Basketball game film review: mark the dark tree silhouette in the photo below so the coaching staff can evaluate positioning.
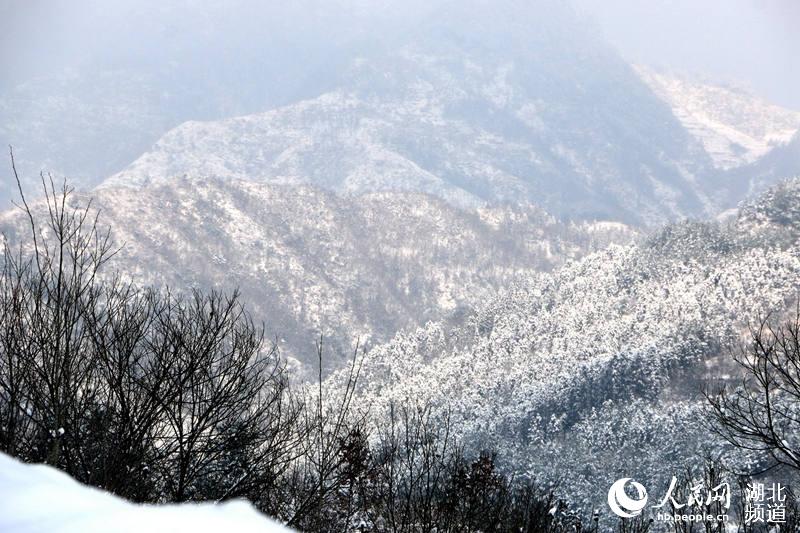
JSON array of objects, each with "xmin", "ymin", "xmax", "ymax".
[
  {"xmin": 705, "ymin": 308, "xmax": 800, "ymax": 472},
  {"xmin": 0, "ymin": 150, "xmax": 302, "ymax": 504}
]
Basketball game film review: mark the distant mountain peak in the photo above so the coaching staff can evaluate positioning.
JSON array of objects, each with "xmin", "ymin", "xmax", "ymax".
[{"xmin": 636, "ymin": 65, "xmax": 800, "ymax": 170}]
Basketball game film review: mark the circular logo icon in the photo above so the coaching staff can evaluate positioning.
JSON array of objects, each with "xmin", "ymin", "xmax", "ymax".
[{"xmin": 608, "ymin": 478, "xmax": 648, "ymax": 518}]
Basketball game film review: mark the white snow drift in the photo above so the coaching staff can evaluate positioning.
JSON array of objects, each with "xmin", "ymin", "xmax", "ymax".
[{"xmin": 0, "ymin": 452, "xmax": 292, "ymax": 533}]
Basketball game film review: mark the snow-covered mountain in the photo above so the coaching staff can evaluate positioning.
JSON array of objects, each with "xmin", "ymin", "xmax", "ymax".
[
  {"xmin": 0, "ymin": 177, "xmax": 635, "ymax": 372},
  {"xmin": 99, "ymin": 1, "xmax": 720, "ymax": 226},
  {"xmin": 329, "ymin": 178, "xmax": 800, "ymax": 509},
  {"xmin": 636, "ymin": 65, "xmax": 800, "ymax": 170}
]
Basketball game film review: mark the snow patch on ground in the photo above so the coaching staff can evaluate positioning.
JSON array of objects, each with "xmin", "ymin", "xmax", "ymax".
[{"xmin": 0, "ymin": 452, "xmax": 292, "ymax": 533}]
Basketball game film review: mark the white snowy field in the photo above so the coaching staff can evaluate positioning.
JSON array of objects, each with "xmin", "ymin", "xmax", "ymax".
[{"xmin": 0, "ymin": 453, "xmax": 292, "ymax": 533}]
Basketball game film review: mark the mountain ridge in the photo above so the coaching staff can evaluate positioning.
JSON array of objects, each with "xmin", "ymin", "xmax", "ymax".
[{"xmin": 0, "ymin": 176, "xmax": 637, "ymax": 373}]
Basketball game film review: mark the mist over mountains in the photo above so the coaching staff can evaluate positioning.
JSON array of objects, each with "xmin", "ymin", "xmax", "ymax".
[
  {"xmin": 4, "ymin": 1, "xmax": 798, "ymax": 223},
  {"xmin": 0, "ymin": 0, "xmax": 415, "ymax": 201},
  {"xmin": 102, "ymin": 1, "xmax": 719, "ymax": 225}
]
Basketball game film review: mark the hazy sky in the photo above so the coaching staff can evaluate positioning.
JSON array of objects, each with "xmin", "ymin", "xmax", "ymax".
[
  {"xmin": 2, "ymin": 0, "xmax": 797, "ymax": 109},
  {"xmin": 573, "ymin": 0, "xmax": 800, "ymax": 110},
  {"xmin": 0, "ymin": 0, "xmax": 800, "ymax": 110}
]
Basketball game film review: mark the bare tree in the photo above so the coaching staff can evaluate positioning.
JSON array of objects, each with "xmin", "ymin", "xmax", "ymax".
[
  {"xmin": 0, "ymin": 151, "xmax": 304, "ymax": 505},
  {"xmin": 705, "ymin": 308, "xmax": 800, "ymax": 473},
  {"xmin": 0, "ymin": 149, "xmax": 118, "ymax": 470},
  {"xmin": 283, "ymin": 337, "xmax": 367, "ymax": 530}
]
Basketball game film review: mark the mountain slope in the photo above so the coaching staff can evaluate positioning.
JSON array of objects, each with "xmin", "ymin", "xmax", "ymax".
[
  {"xmin": 716, "ymin": 132, "xmax": 800, "ymax": 206},
  {"xmin": 0, "ymin": 177, "xmax": 635, "ymax": 372},
  {"xmin": 332, "ymin": 179, "xmax": 800, "ymax": 508},
  {"xmin": 637, "ymin": 66, "xmax": 800, "ymax": 170}
]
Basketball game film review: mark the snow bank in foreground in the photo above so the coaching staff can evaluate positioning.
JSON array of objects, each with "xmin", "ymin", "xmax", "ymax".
[{"xmin": 0, "ymin": 452, "xmax": 292, "ymax": 533}]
